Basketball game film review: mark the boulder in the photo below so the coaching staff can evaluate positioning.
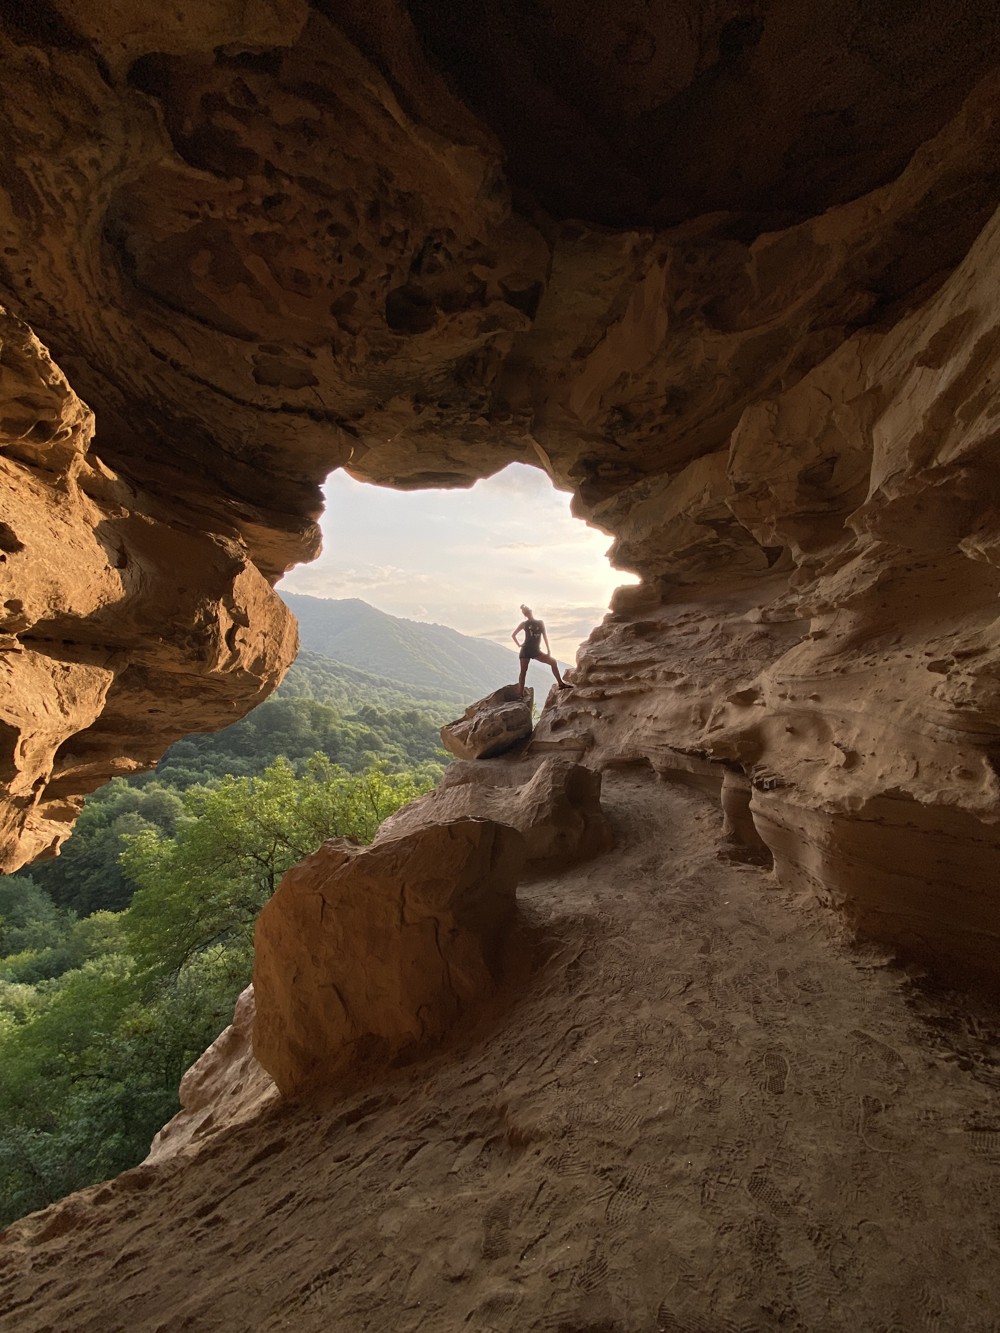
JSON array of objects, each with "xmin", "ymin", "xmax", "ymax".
[
  {"xmin": 252, "ymin": 818, "xmax": 526, "ymax": 1096},
  {"xmin": 145, "ymin": 986, "xmax": 277, "ymax": 1164},
  {"xmin": 440, "ymin": 685, "xmax": 534, "ymax": 760},
  {"xmin": 377, "ymin": 756, "xmax": 613, "ymax": 873}
]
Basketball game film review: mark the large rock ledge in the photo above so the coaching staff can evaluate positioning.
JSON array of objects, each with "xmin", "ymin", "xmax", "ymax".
[{"xmin": 378, "ymin": 754, "xmax": 614, "ymax": 875}]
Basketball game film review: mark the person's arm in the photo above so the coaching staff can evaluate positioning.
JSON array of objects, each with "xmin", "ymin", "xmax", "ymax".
[
  {"xmin": 542, "ymin": 624, "xmax": 551, "ymax": 655},
  {"xmin": 512, "ymin": 621, "xmax": 525, "ymax": 645}
]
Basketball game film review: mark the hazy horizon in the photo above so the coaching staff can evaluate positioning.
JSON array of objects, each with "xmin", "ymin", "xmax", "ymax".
[{"xmin": 278, "ymin": 464, "xmax": 638, "ymax": 662}]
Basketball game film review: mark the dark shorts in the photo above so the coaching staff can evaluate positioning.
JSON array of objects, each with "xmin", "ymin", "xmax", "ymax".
[{"xmin": 520, "ymin": 644, "xmax": 541, "ymax": 661}]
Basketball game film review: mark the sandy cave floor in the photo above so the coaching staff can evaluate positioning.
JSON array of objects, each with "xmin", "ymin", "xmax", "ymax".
[{"xmin": 2, "ymin": 769, "xmax": 1000, "ymax": 1333}]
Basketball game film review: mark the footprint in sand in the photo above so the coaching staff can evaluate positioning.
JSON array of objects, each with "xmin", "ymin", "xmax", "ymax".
[
  {"xmin": 746, "ymin": 1169, "xmax": 793, "ymax": 1217},
  {"xmin": 762, "ymin": 1050, "xmax": 789, "ymax": 1095},
  {"xmin": 850, "ymin": 1029, "xmax": 908, "ymax": 1081},
  {"xmin": 481, "ymin": 1198, "xmax": 511, "ymax": 1261},
  {"xmin": 604, "ymin": 1164, "xmax": 658, "ymax": 1226},
  {"xmin": 656, "ymin": 1302, "xmax": 749, "ymax": 1333},
  {"xmin": 967, "ymin": 1128, "xmax": 1000, "ymax": 1156}
]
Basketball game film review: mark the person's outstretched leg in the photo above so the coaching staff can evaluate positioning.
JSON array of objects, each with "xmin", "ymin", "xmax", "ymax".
[{"xmin": 537, "ymin": 652, "xmax": 570, "ymax": 689}]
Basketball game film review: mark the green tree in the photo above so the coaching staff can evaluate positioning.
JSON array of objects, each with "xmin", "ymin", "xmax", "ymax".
[
  {"xmin": 3, "ymin": 782, "xmax": 186, "ymax": 917},
  {"xmin": 120, "ymin": 757, "xmax": 431, "ymax": 976},
  {"xmin": 0, "ymin": 758, "xmax": 433, "ymax": 1225}
]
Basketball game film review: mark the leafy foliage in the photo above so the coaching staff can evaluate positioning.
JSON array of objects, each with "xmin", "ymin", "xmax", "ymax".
[
  {"xmin": 8, "ymin": 782, "xmax": 186, "ymax": 917},
  {"xmin": 120, "ymin": 759, "xmax": 431, "ymax": 977},
  {"xmin": 0, "ymin": 635, "xmax": 463, "ymax": 1224},
  {"xmin": 0, "ymin": 759, "xmax": 433, "ymax": 1227},
  {"xmin": 6, "ymin": 661, "xmax": 450, "ymax": 917},
  {"xmin": 128, "ymin": 649, "xmax": 456, "ymax": 792}
]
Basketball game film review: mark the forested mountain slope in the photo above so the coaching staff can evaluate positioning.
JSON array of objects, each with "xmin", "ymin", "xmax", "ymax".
[
  {"xmin": 280, "ymin": 594, "xmax": 521, "ymax": 698},
  {"xmin": 277, "ymin": 648, "xmax": 469, "ymax": 713}
]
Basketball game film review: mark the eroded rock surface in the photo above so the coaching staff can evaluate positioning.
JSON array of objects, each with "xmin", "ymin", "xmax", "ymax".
[
  {"xmin": 0, "ymin": 309, "xmax": 295, "ymax": 871},
  {"xmin": 1, "ymin": 3, "xmax": 1000, "ymax": 983},
  {"xmin": 5, "ymin": 771, "xmax": 1000, "ymax": 1333},
  {"xmin": 145, "ymin": 986, "xmax": 277, "ymax": 1164},
  {"xmin": 533, "ymin": 200, "xmax": 1000, "ymax": 986},
  {"xmin": 252, "ymin": 818, "xmax": 526, "ymax": 1095},
  {"xmin": 440, "ymin": 685, "xmax": 535, "ymax": 760},
  {"xmin": 378, "ymin": 754, "xmax": 613, "ymax": 873}
]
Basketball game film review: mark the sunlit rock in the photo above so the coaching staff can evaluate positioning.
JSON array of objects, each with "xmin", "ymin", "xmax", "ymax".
[
  {"xmin": 440, "ymin": 686, "xmax": 535, "ymax": 760},
  {"xmin": 145, "ymin": 986, "xmax": 277, "ymax": 1164},
  {"xmin": 534, "ymin": 198, "xmax": 1000, "ymax": 988},
  {"xmin": 0, "ymin": 309, "xmax": 296, "ymax": 872},
  {"xmin": 1, "ymin": 1, "xmax": 1000, "ymax": 982},
  {"xmin": 378, "ymin": 755, "xmax": 613, "ymax": 873},
  {"xmin": 253, "ymin": 819, "xmax": 526, "ymax": 1095}
]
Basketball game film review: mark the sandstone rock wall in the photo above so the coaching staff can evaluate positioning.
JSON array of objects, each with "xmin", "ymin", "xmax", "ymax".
[
  {"xmin": 0, "ymin": 308, "xmax": 295, "ymax": 870},
  {"xmin": 1, "ymin": 4, "xmax": 1000, "ymax": 983},
  {"xmin": 534, "ymin": 197, "xmax": 1000, "ymax": 985}
]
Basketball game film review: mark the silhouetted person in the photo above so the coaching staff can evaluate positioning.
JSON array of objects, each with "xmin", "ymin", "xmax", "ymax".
[{"xmin": 512, "ymin": 604, "xmax": 569, "ymax": 698}]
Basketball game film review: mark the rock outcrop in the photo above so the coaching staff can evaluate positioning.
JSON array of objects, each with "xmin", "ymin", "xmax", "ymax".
[
  {"xmin": 145, "ymin": 986, "xmax": 277, "ymax": 1164},
  {"xmin": 252, "ymin": 818, "xmax": 525, "ymax": 1095},
  {"xmin": 0, "ymin": 309, "xmax": 295, "ymax": 872},
  {"xmin": 1, "ymin": 2, "xmax": 1000, "ymax": 986},
  {"xmin": 532, "ymin": 198, "xmax": 1000, "ymax": 987},
  {"xmin": 440, "ymin": 686, "xmax": 534, "ymax": 760},
  {"xmin": 378, "ymin": 755, "xmax": 613, "ymax": 873}
]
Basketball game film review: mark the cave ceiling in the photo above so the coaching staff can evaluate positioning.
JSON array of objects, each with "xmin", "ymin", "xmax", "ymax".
[{"xmin": 1, "ymin": 0, "xmax": 998, "ymax": 569}]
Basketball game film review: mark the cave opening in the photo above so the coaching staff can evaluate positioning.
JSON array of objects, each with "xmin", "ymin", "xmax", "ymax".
[{"xmin": 278, "ymin": 461, "xmax": 639, "ymax": 668}]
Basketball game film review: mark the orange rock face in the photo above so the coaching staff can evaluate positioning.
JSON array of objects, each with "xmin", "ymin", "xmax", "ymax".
[
  {"xmin": 440, "ymin": 686, "xmax": 535, "ymax": 760},
  {"xmin": 1, "ymin": 4, "xmax": 1000, "ymax": 984},
  {"xmin": 145, "ymin": 986, "xmax": 277, "ymax": 1164},
  {"xmin": 0, "ymin": 309, "xmax": 296, "ymax": 871},
  {"xmin": 252, "ymin": 819, "xmax": 525, "ymax": 1095},
  {"xmin": 533, "ymin": 200, "xmax": 1000, "ymax": 987}
]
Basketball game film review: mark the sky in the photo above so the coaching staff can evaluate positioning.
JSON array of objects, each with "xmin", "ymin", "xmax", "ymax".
[{"xmin": 278, "ymin": 464, "xmax": 639, "ymax": 663}]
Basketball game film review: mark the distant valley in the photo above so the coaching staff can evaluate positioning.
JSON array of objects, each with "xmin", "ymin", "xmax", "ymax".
[{"xmin": 280, "ymin": 593, "xmax": 524, "ymax": 702}]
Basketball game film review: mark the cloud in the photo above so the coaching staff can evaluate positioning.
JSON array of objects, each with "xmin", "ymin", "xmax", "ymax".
[
  {"xmin": 277, "ymin": 462, "xmax": 640, "ymax": 659},
  {"xmin": 282, "ymin": 563, "xmax": 431, "ymax": 596},
  {"xmin": 343, "ymin": 565, "xmax": 431, "ymax": 589}
]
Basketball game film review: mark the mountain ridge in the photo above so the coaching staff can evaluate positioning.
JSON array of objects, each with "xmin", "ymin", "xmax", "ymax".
[{"xmin": 279, "ymin": 592, "xmax": 524, "ymax": 701}]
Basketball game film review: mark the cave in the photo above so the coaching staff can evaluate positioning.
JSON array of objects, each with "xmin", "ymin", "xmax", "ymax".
[{"xmin": 2, "ymin": 1, "xmax": 1000, "ymax": 1327}]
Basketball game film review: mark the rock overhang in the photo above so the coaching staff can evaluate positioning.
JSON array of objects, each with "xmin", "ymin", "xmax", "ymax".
[{"xmin": 0, "ymin": 2, "xmax": 999, "ymax": 984}]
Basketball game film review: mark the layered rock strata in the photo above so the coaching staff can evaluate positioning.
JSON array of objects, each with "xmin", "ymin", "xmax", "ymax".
[
  {"xmin": 0, "ymin": 4, "xmax": 999, "ymax": 983},
  {"xmin": 252, "ymin": 818, "xmax": 526, "ymax": 1095},
  {"xmin": 534, "ymin": 201, "xmax": 1000, "ymax": 986},
  {"xmin": 0, "ymin": 308, "xmax": 295, "ymax": 871}
]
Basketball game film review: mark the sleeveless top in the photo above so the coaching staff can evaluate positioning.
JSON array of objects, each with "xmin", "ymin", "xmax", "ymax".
[{"xmin": 522, "ymin": 619, "xmax": 543, "ymax": 652}]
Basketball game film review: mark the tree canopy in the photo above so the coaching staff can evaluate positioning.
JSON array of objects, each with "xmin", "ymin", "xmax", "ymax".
[{"xmin": 0, "ymin": 758, "xmax": 434, "ymax": 1226}]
